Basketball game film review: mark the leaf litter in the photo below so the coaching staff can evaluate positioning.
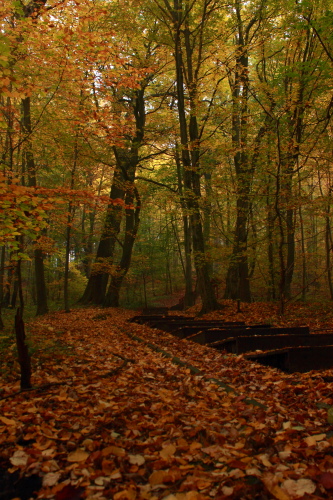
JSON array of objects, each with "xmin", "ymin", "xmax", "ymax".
[{"xmin": 1, "ymin": 303, "xmax": 333, "ymax": 499}]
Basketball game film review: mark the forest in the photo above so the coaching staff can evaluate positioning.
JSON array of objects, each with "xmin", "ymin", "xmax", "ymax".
[
  {"xmin": 1, "ymin": 0, "xmax": 333, "ymax": 319},
  {"xmin": 4, "ymin": 2, "xmax": 333, "ymax": 497}
]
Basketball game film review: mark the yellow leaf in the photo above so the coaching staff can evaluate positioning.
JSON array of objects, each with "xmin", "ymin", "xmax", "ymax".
[
  {"xmin": 67, "ymin": 449, "xmax": 89, "ymax": 462},
  {"xmin": 312, "ymin": 433, "xmax": 326, "ymax": 441},
  {"xmin": 262, "ymin": 474, "xmax": 291, "ymax": 500},
  {"xmin": 304, "ymin": 436, "xmax": 317, "ymax": 446},
  {"xmin": 266, "ymin": 485, "xmax": 290, "ymax": 500},
  {"xmin": 114, "ymin": 489, "xmax": 136, "ymax": 500},
  {"xmin": 258, "ymin": 454, "xmax": 273, "ymax": 467}
]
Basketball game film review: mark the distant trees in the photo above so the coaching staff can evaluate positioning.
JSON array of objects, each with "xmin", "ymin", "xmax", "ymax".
[{"xmin": 1, "ymin": 0, "xmax": 333, "ymax": 314}]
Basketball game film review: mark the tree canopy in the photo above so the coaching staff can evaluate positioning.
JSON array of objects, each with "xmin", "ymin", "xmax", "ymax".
[{"xmin": 1, "ymin": 0, "xmax": 333, "ymax": 316}]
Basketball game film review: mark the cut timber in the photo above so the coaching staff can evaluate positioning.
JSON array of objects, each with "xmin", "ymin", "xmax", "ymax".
[
  {"xmin": 152, "ymin": 320, "xmax": 245, "ymax": 334},
  {"xmin": 173, "ymin": 322, "xmax": 249, "ymax": 338},
  {"xmin": 129, "ymin": 314, "xmax": 191, "ymax": 324},
  {"xmin": 245, "ymin": 345, "xmax": 333, "ymax": 373},
  {"xmin": 188, "ymin": 326, "xmax": 310, "ymax": 344},
  {"xmin": 211, "ymin": 333, "xmax": 333, "ymax": 354}
]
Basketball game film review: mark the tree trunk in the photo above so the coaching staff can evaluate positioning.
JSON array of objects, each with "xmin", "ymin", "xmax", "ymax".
[
  {"xmin": 172, "ymin": 5, "xmax": 219, "ymax": 314},
  {"xmin": 0, "ymin": 246, "xmax": 5, "ymax": 330},
  {"xmin": 224, "ymin": 3, "xmax": 252, "ymax": 302},
  {"xmin": 79, "ymin": 166, "xmax": 126, "ymax": 305},
  {"xmin": 104, "ymin": 185, "xmax": 141, "ymax": 307},
  {"xmin": 34, "ymin": 247, "xmax": 48, "ymax": 315},
  {"xmin": 21, "ymin": 96, "xmax": 49, "ymax": 315},
  {"xmin": 15, "ymin": 307, "xmax": 32, "ymax": 390},
  {"xmin": 175, "ymin": 145, "xmax": 195, "ymax": 308}
]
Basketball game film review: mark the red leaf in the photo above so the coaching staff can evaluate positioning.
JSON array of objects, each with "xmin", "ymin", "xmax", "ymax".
[
  {"xmin": 55, "ymin": 485, "xmax": 85, "ymax": 500},
  {"xmin": 319, "ymin": 472, "xmax": 333, "ymax": 489}
]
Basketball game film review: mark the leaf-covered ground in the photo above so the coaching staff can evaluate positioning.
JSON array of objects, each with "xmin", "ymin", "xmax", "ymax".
[{"xmin": 1, "ymin": 301, "xmax": 333, "ymax": 500}]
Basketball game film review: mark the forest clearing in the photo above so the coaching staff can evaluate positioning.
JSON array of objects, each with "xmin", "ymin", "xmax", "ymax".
[{"xmin": 2, "ymin": 301, "xmax": 333, "ymax": 500}]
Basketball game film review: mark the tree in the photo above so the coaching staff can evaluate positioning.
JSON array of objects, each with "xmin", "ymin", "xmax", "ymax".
[{"xmin": 152, "ymin": 0, "xmax": 223, "ymax": 313}]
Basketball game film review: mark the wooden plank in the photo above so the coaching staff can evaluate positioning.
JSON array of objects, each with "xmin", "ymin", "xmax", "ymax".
[
  {"xmin": 246, "ymin": 345, "xmax": 333, "ymax": 373},
  {"xmin": 211, "ymin": 333, "xmax": 333, "ymax": 354},
  {"xmin": 188, "ymin": 326, "xmax": 310, "ymax": 344},
  {"xmin": 173, "ymin": 322, "xmax": 253, "ymax": 338},
  {"xmin": 151, "ymin": 320, "xmax": 245, "ymax": 333},
  {"xmin": 245, "ymin": 349, "xmax": 290, "ymax": 371},
  {"xmin": 129, "ymin": 314, "xmax": 191, "ymax": 324}
]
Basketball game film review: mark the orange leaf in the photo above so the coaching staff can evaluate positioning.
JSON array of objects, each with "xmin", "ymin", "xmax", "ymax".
[
  {"xmin": 0, "ymin": 416, "xmax": 16, "ymax": 426},
  {"xmin": 113, "ymin": 489, "xmax": 136, "ymax": 500},
  {"xmin": 149, "ymin": 469, "xmax": 169, "ymax": 486},
  {"xmin": 67, "ymin": 449, "xmax": 89, "ymax": 462},
  {"xmin": 102, "ymin": 445, "xmax": 125, "ymax": 457},
  {"xmin": 160, "ymin": 444, "xmax": 176, "ymax": 460}
]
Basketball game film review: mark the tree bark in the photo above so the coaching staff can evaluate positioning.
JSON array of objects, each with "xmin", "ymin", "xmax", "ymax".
[
  {"xmin": 21, "ymin": 96, "xmax": 49, "ymax": 315},
  {"xmin": 170, "ymin": 0, "xmax": 219, "ymax": 314},
  {"xmin": 104, "ymin": 185, "xmax": 141, "ymax": 306},
  {"xmin": 15, "ymin": 307, "xmax": 32, "ymax": 390},
  {"xmin": 79, "ymin": 165, "xmax": 126, "ymax": 304}
]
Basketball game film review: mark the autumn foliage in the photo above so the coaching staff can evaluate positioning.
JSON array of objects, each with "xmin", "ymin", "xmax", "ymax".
[{"xmin": 1, "ymin": 302, "xmax": 333, "ymax": 499}]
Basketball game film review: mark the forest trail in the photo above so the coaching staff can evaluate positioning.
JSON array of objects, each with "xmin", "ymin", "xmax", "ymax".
[{"xmin": 1, "ymin": 304, "xmax": 333, "ymax": 499}]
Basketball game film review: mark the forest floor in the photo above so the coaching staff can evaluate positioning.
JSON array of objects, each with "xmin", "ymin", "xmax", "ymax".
[{"xmin": 1, "ymin": 301, "xmax": 333, "ymax": 499}]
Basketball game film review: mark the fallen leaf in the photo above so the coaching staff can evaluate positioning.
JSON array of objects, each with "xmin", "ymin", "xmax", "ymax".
[
  {"xmin": 160, "ymin": 444, "xmax": 176, "ymax": 460},
  {"xmin": 221, "ymin": 486, "xmax": 234, "ymax": 497},
  {"xmin": 10, "ymin": 450, "xmax": 28, "ymax": 466},
  {"xmin": 102, "ymin": 445, "xmax": 126, "ymax": 457},
  {"xmin": 0, "ymin": 416, "xmax": 16, "ymax": 425},
  {"xmin": 149, "ymin": 469, "xmax": 169, "ymax": 485},
  {"xmin": 128, "ymin": 454, "xmax": 145, "ymax": 465},
  {"xmin": 67, "ymin": 449, "xmax": 89, "ymax": 462},
  {"xmin": 113, "ymin": 489, "xmax": 136, "ymax": 500},
  {"xmin": 319, "ymin": 472, "xmax": 333, "ymax": 489},
  {"xmin": 55, "ymin": 484, "xmax": 85, "ymax": 500},
  {"xmin": 43, "ymin": 472, "xmax": 61, "ymax": 487},
  {"xmin": 281, "ymin": 478, "xmax": 316, "ymax": 497}
]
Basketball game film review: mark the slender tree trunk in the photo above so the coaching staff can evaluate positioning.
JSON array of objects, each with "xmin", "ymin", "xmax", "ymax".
[
  {"xmin": 0, "ymin": 246, "xmax": 5, "ymax": 330},
  {"xmin": 175, "ymin": 146, "xmax": 195, "ymax": 308},
  {"xmin": 325, "ymin": 213, "xmax": 333, "ymax": 300},
  {"xmin": 104, "ymin": 186, "xmax": 141, "ymax": 307},
  {"xmin": 224, "ymin": 2, "xmax": 254, "ymax": 303},
  {"xmin": 64, "ymin": 138, "xmax": 78, "ymax": 312},
  {"xmin": 173, "ymin": 9, "xmax": 219, "ymax": 314},
  {"xmin": 15, "ymin": 307, "xmax": 32, "ymax": 390},
  {"xmin": 266, "ymin": 185, "xmax": 276, "ymax": 301},
  {"xmin": 21, "ymin": 96, "xmax": 48, "ymax": 315}
]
